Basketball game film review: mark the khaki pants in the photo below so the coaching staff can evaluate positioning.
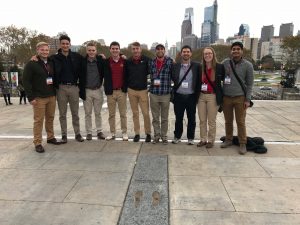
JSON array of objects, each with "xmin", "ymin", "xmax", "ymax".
[
  {"xmin": 149, "ymin": 93, "xmax": 170, "ymax": 139},
  {"xmin": 107, "ymin": 90, "xmax": 127, "ymax": 134},
  {"xmin": 83, "ymin": 87, "xmax": 104, "ymax": 135},
  {"xmin": 128, "ymin": 88, "xmax": 151, "ymax": 135},
  {"xmin": 223, "ymin": 95, "xmax": 247, "ymax": 144},
  {"xmin": 198, "ymin": 93, "xmax": 218, "ymax": 143},
  {"xmin": 33, "ymin": 96, "xmax": 56, "ymax": 146},
  {"xmin": 57, "ymin": 85, "xmax": 81, "ymax": 136}
]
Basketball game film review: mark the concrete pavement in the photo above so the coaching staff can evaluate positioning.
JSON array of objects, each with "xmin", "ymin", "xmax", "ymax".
[{"xmin": 0, "ymin": 98, "xmax": 299, "ymax": 224}]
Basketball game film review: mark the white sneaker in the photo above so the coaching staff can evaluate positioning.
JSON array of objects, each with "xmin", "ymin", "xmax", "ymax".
[
  {"xmin": 220, "ymin": 140, "xmax": 232, "ymax": 148},
  {"xmin": 172, "ymin": 138, "xmax": 181, "ymax": 144},
  {"xmin": 106, "ymin": 134, "xmax": 115, "ymax": 141},
  {"xmin": 239, "ymin": 144, "xmax": 247, "ymax": 155},
  {"xmin": 122, "ymin": 133, "xmax": 128, "ymax": 141},
  {"xmin": 187, "ymin": 139, "xmax": 194, "ymax": 145}
]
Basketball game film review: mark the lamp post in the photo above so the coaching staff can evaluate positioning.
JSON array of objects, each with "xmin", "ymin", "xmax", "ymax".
[
  {"xmin": 280, "ymin": 64, "xmax": 284, "ymax": 79},
  {"xmin": 259, "ymin": 64, "xmax": 262, "ymax": 76}
]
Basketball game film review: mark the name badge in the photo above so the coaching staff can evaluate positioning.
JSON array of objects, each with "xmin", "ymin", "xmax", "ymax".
[
  {"xmin": 224, "ymin": 76, "xmax": 231, "ymax": 84},
  {"xmin": 201, "ymin": 83, "xmax": 208, "ymax": 91},
  {"xmin": 181, "ymin": 81, "xmax": 189, "ymax": 88},
  {"xmin": 154, "ymin": 79, "xmax": 160, "ymax": 86},
  {"xmin": 46, "ymin": 77, "xmax": 53, "ymax": 85}
]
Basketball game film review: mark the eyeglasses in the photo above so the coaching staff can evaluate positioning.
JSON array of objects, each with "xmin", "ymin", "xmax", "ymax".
[{"xmin": 204, "ymin": 52, "xmax": 213, "ymax": 56}]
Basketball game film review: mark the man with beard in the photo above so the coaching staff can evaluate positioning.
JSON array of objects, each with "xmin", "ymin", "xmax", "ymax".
[
  {"xmin": 171, "ymin": 45, "xmax": 200, "ymax": 145},
  {"xmin": 221, "ymin": 42, "xmax": 254, "ymax": 155},
  {"xmin": 148, "ymin": 44, "xmax": 174, "ymax": 144}
]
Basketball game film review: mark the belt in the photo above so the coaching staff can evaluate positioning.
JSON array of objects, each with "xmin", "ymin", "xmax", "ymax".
[
  {"xmin": 201, "ymin": 91, "xmax": 214, "ymax": 94},
  {"xmin": 113, "ymin": 88, "xmax": 122, "ymax": 90},
  {"xmin": 60, "ymin": 82, "xmax": 76, "ymax": 85},
  {"xmin": 87, "ymin": 86, "xmax": 101, "ymax": 90}
]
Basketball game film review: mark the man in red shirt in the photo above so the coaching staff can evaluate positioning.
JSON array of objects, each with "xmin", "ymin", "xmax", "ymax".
[{"xmin": 103, "ymin": 42, "xmax": 128, "ymax": 141}]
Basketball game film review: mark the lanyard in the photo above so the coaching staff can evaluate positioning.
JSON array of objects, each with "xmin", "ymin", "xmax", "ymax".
[
  {"xmin": 154, "ymin": 58, "xmax": 165, "ymax": 78},
  {"xmin": 42, "ymin": 61, "xmax": 50, "ymax": 75}
]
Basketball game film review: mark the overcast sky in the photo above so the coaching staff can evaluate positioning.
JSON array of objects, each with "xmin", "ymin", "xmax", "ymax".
[{"xmin": 1, "ymin": 0, "xmax": 299, "ymax": 48}]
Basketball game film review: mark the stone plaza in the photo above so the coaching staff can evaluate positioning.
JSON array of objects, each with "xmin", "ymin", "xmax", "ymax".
[{"xmin": 0, "ymin": 99, "xmax": 299, "ymax": 225}]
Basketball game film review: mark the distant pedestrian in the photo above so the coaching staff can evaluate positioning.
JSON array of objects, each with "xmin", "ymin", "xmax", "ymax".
[
  {"xmin": 0, "ymin": 75, "xmax": 13, "ymax": 105},
  {"xmin": 23, "ymin": 42, "xmax": 61, "ymax": 153},
  {"xmin": 17, "ymin": 81, "xmax": 27, "ymax": 104},
  {"xmin": 126, "ymin": 41, "xmax": 151, "ymax": 142},
  {"xmin": 197, "ymin": 47, "xmax": 225, "ymax": 148},
  {"xmin": 172, "ymin": 45, "xmax": 200, "ymax": 145},
  {"xmin": 221, "ymin": 42, "xmax": 254, "ymax": 155},
  {"xmin": 148, "ymin": 44, "xmax": 174, "ymax": 144}
]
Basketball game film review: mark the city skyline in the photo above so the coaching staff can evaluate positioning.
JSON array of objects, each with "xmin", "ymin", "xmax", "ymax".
[{"xmin": 0, "ymin": 0, "xmax": 299, "ymax": 48}]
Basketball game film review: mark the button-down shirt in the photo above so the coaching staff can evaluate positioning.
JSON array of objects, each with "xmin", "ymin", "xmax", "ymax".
[
  {"xmin": 149, "ymin": 56, "xmax": 173, "ymax": 95},
  {"xmin": 176, "ymin": 63, "xmax": 194, "ymax": 94}
]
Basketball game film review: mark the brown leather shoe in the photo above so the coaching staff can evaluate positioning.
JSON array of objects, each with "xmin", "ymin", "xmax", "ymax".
[
  {"xmin": 97, "ymin": 132, "xmax": 105, "ymax": 140},
  {"xmin": 75, "ymin": 134, "xmax": 84, "ymax": 142},
  {"xmin": 47, "ymin": 138, "xmax": 61, "ymax": 145},
  {"xmin": 206, "ymin": 142, "xmax": 214, "ymax": 148},
  {"xmin": 197, "ymin": 141, "xmax": 207, "ymax": 147},
  {"xmin": 61, "ymin": 135, "xmax": 67, "ymax": 144},
  {"xmin": 86, "ymin": 134, "xmax": 92, "ymax": 141},
  {"xmin": 35, "ymin": 145, "xmax": 45, "ymax": 153}
]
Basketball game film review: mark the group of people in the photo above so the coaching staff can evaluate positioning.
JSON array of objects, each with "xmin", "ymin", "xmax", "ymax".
[
  {"xmin": 22, "ymin": 35, "xmax": 253, "ymax": 155},
  {"xmin": 0, "ymin": 76, "xmax": 27, "ymax": 105}
]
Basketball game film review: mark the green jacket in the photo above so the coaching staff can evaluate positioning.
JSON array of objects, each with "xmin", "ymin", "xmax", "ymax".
[{"xmin": 23, "ymin": 58, "xmax": 55, "ymax": 102}]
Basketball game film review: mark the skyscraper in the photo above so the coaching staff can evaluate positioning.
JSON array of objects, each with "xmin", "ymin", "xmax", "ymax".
[
  {"xmin": 165, "ymin": 40, "xmax": 169, "ymax": 56},
  {"xmin": 182, "ymin": 34, "xmax": 198, "ymax": 51},
  {"xmin": 279, "ymin": 23, "xmax": 294, "ymax": 38},
  {"xmin": 181, "ymin": 8, "xmax": 193, "ymax": 45},
  {"xmin": 200, "ymin": 0, "xmax": 219, "ymax": 47},
  {"xmin": 185, "ymin": 8, "xmax": 194, "ymax": 33},
  {"xmin": 260, "ymin": 25, "xmax": 274, "ymax": 42},
  {"xmin": 257, "ymin": 25, "xmax": 274, "ymax": 59},
  {"xmin": 238, "ymin": 24, "xmax": 250, "ymax": 36}
]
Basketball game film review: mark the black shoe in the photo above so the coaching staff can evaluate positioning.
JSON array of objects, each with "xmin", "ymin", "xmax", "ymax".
[
  {"xmin": 9, "ymin": 102, "xmax": 13, "ymax": 105},
  {"xmin": 97, "ymin": 132, "xmax": 105, "ymax": 140},
  {"xmin": 86, "ymin": 134, "xmax": 92, "ymax": 141},
  {"xmin": 145, "ymin": 134, "xmax": 151, "ymax": 142},
  {"xmin": 133, "ymin": 134, "xmax": 140, "ymax": 142},
  {"xmin": 47, "ymin": 138, "xmax": 61, "ymax": 145},
  {"xmin": 35, "ymin": 145, "xmax": 45, "ymax": 153},
  {"xmin": 61, "ymin": 135, "xmax": 67, "ymax": 144},
  {"xmin": 75, "ymin": 134, "xmax": 84, "ymax": 142}
]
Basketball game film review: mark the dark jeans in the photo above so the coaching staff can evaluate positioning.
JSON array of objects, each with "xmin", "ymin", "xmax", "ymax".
[
  {"xmin": 3, "ymin": 94, "xmax": 11, "ymax": 105},
  {"xmin": 19, "ymin": 91, "xmax": 27, "ymax": 104},
  {"xmin": 173, "ymin": 93, "xmax": 197, "ymax": 139}
]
